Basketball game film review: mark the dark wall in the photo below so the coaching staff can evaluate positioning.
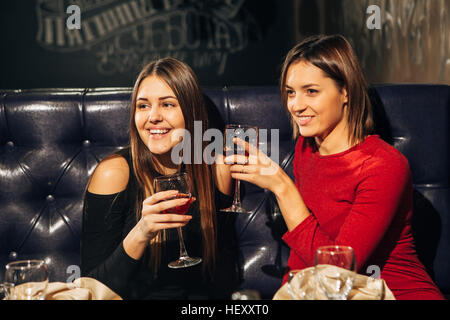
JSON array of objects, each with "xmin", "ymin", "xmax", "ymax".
[
  {"xmin": 3, "ymin": 1, "xmax": 447, "ymax": 89},
  {"xmin": 292, "ymin": 0, "xmax": 449, "ymax": 85},
  {"xmin": 1, "ymin": 0, "xmax": 296, "ymax": 89}
]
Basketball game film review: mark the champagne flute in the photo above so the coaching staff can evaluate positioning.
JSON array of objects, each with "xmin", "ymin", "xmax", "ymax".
[
  {"xmin": 221, "ymin": 124, "xmax": 259, "ymax": 213},
  {"xmin": 153, "ymin": 172, "xmax": 202, "ymax": 269},
  {"xmin": 2, "ymin": 260, "xmax": 49, "ymax": 300},
  {"xmin": 314, "ymin": 245, "xmax": 356, "ymax": 300}
]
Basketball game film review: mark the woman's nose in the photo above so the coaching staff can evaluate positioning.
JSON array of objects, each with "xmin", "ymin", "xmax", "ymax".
[
  {"xmin": 289, "ymin": 97, "xmax": 307, "ymax": 113},
  {"xmin": 148, "ymin": 106, "xmax": 163, "ymax": 123}
]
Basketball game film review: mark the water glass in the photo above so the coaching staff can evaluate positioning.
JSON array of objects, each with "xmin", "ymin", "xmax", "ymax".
[
  {"xmin": 287, "ymin": 268, "xmax": 317, "ymax": 300},
  {"xmin": 314, "ymin": 246, "xmax": 356, "ymax": 300},
  {"xmin": 1, "ymin": 260, "xmax": 49, "ymax": 300}
]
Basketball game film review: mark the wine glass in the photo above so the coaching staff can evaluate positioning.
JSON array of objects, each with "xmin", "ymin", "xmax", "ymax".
[
  {"xmin": 153, "ymin": 172, "xmax": 202, "ymax": 269},
  {"xmin": 1, "ymin": 260, "xmax": 49, "ymax": 300},
  {"xmin": 287, "ymin": 268, "xmax": 317, "ymax": 300},
  {"xmin": 314, "ymin": 245, "xmax": 356, "ymax": 300},
  {"xmin": 221, "ymin": 124, "xmax": 259, "ymax": 214}
]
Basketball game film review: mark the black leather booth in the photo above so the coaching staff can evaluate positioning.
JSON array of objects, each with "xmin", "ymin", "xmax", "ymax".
[{"xmin": 0, "ymin": 84, "xmax": 449, "ymax": 299}]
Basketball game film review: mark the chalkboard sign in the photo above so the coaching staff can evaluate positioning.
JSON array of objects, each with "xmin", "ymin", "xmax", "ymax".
[{"xmin": 1, "ymin": 0, "xmax": 295, "ymax": 89}]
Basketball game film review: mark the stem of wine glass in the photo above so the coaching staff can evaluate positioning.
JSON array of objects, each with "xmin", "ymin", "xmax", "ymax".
[
  {"xmin": 232, "ymin": 179, "xmax": 242, "ymax": 207},
  {"xmin": 176, "ymin": 227, "xmax": 189, "ymax": 259}
]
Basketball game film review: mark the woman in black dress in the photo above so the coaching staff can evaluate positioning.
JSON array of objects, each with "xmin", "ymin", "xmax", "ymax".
[{"xmin": 81, "ymin": 57, "xmax": 239, "ymax": 299}]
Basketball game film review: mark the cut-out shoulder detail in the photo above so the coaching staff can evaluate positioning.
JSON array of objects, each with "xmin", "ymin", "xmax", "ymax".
[{"xmin": 87, "ymin": 155, "xmax": 130, "ymax": 195}]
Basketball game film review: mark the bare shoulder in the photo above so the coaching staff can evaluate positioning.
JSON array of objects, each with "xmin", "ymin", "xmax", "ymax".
[{"xmin": 87, "ymin": 155, "xmax": 130, "ymax": 195}]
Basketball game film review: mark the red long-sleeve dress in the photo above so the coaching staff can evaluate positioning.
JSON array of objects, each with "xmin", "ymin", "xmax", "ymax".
[{"xmin": 282, "ymin": 134, "xmax": 444, "ymax": 300}]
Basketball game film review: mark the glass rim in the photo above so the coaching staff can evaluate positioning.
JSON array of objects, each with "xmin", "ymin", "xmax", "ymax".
[
  {"xmin": 225, "ymin": 124, "xmax": 258, "ymax": 130},
  {"xmin": 288, "ymin": 268, "xmax": 315, "ymax": 275},
  {"xmin": 5, "ymin": 259, "xmax": 46, "ymax": 270},
  {"xmin": 315, "ymin": 245, "xmax": 354, "ymax": 253},
  {"xmin": 154, "ymin": 171, "xmax": 188, "ymax": 181}
]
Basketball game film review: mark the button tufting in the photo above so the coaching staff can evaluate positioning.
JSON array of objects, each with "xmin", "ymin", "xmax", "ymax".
[
  {"xmin": 83, "ymin": 140, "xmax": 91, "ymax": 147},
  {"xmin": 9, "ymin": 251, "xmax": 18, "ymax": 260},
  {"xmin": 6, "ymin": 141, "xmax": 14, "ymax": 148},
  {"xmin": 46, "ymin": 194, "xmax": 55, "ymax": 202}
]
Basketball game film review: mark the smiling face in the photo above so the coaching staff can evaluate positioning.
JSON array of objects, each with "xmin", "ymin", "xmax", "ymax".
[
  {"xmin": 285, "ymin": 60, "xmax": 349, "ymax": 147},
  {"xmin": 134, "ymin": 75, "xmax": 185, "ymax": 156}
]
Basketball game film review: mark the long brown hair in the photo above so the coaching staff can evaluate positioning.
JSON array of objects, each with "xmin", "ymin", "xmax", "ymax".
[
  {"xmin": 129, "ymin": 57, "xmax": 216, "ymax": 278},
  {"xmin": 280, "ymin": 34, "xmax": 374, "ymax": 146}
]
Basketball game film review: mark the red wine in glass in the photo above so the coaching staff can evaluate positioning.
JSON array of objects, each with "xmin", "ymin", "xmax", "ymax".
[
  {"xmin": 162, "ymin": 193, "xmax": 192, "ymax": 215},
  {"xmin": 153, "ymin": 172, "xmax": 202, "ymax": 269},
  {"xmin": 224, "ymin": 145, "xmax": 249, "ymax": 162}
]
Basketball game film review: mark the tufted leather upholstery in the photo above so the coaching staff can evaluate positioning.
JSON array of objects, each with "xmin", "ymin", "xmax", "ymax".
[{"xmin": 0, "ymin": 85, "xmax": 449, "ymax": 299}]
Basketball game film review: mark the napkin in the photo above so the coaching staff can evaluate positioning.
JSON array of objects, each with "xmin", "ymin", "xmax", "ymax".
[
  {"xmin": 46, "ymin": 277, "xmax": 122, "ymax": 300},
  {"xmin": 273, "ymin": 265, "xmax": 395, "ymax": 300},
  {"xmin": 10, "ymin": 277, "xmax": 122, "ymax": 300}
]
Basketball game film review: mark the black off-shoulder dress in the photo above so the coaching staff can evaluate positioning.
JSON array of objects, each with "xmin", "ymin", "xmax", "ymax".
[{"xmin": 80, "ymin": 147, "xmax": 239, "ymax": 299}]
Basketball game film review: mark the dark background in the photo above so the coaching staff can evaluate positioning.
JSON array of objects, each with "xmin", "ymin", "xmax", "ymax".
[
  {"xmin": 0, "ymin": 0, "xmax": 295, "ymax": 89},
  {"xmin": 1, "ymin": 0, "xmax": 448, "ymax": 89}
]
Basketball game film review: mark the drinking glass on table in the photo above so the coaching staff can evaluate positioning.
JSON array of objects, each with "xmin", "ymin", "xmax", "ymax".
[
  {"xmin": 1, "ymin": 260, "xmax": 49, "ymax": 300},
  {"xmin": 287, "ymin": 268, "xmax": 317, "ymax": 300},
  {"xmin": 221, "ymin": 124, "xmax": 259, "ymax": 214},
  {"xmin": 314, "ymin": 245, "xmax": 356, "ymax": 300},
  {"xmin": 153, "ymin": 172, "xmax": 202, "ymax": 269}
]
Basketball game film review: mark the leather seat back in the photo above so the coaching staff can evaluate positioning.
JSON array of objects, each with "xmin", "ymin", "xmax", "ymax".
[{"xmin": 1, "ymin": 85, "xmax": 448, "ymax": 298}]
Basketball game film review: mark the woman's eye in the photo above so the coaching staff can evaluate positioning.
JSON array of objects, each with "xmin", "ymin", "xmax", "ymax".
[
  {"xmin": 286, "ymin": 89, "xmax": 295, "ymax": 96},
  {"xmin": 307, "ymin": 89, "xmax": 318, "ymax": 95},
  {"xmin": 163, "ymin": 102, "xmax": 176, "ymax": 108},
  {"xmin": 138, "ymin": 104, "xmax": 149, "ymax": 109}
]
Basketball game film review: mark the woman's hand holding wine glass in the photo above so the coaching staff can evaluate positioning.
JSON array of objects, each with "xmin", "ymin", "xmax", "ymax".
[
  {"xmin": 221, "ymin": 124, "xmax": 259, "ymax": 213},
  {"xmin": 137, "ymin": 189, "xmax": 194, "ymax": 241},
  {"xmin": 225, "ymin": 137, "xmax": 285, "ymax": 195},
  {"xmin": 123, "ymin": 187, "xmax": 195, "ymax": 261}
]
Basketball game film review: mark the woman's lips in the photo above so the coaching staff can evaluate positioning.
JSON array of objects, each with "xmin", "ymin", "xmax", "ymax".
[
  {"xmin": 298, "ymin": 116, "xmax": 314, "ymax": 126},
  {"xmin": 147, "ymin": 128, "xmax": 171, "ymax": 139}
]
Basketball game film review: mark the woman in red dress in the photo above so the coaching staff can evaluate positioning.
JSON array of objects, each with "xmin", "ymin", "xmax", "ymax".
[{"xmin": 227, "ymin": 35, "xmax": 444, "ymax": 300}]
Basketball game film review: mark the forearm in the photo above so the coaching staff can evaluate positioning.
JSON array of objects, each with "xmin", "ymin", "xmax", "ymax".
[
  {"xmin": 272, "ymin": 171, "xmax": 311, "ymax": 231},
  {"xmin": 123, "ymin": 222, "xmax": 151, "ymax": 260},
  {"xmin": 82, "ymin": 240, "xmax": 140, "ymax": 299}
]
